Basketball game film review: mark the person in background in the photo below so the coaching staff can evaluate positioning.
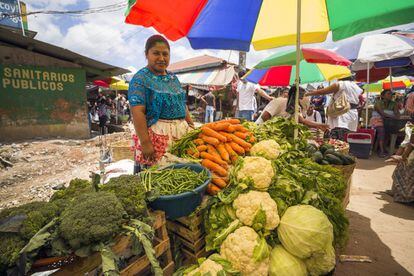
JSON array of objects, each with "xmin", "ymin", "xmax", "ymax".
[
  {"xmin": 200, "ymin": 89, "xmax": 216, "ymax": 123},
  {"xmin": 97, "ymin": 98, "xmax": 108, "ymax": 135},
  {"xmin": 405, "ymin": 87, "xmax": 414, "ymax": 117},
  {"xmin": 304, "ymin": 104, "xmax": 323, "ymax": 124},
  {"xmin": 256, "ymin": 86, "xmax": 329, "ymax": 131},
  {"xmin": 305, "ymin": 79, "xmax": 362, "ymax": 141},
  {"xmin": 370, "ymin": 90, "xmax": 399, "ymax": 157},
  {"xmin": 236, "ymin": 70, "xmax": 273, "ymax": 121},
  {"xmin": 310, "ymin": 85, "xmax": 327, "ymax": 123},
  {"xmin": 280, "ymin": 88, "xmax": 289, "ymax": 98},
  {"xmin": 128, "ymin": 35, "xmax": 194, "ymax": 165},
  {"xmin": 390, "ymin": 133, "xmax": 414, "ymax": 203}
]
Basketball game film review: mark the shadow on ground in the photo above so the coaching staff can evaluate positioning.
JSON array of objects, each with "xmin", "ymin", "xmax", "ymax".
[
  {"xmin": 335, "ymin": 210, "xmax": 411, "ymax": 276},
  {"xmin": 355, "ymin": 156, "xmax": 395, "ymax": 171},
  {"xmin": 373, "ymin": 191, "xmax": 414, "ymax": 221}
]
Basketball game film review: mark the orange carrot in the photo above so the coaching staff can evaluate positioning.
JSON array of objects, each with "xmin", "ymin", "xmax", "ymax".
[
  {"xmin": 225, "ymin": 118, "xmax": 241, "ymax": 124},
  {"xmin": 201, "ymin": 126, "xmax": 227, "ymax": 142},
  {"xmin": 196, "ymin": 145, "xmax": 208, "ymax": 152},
  {"xmin": 234, "ymin": 131, "xmax": 249, "ymax": 140},
  {"xmin": 210, "ymin": 122, "xmax": 231, "ymax": 131},
  {"xmin": 202, "ymin": 159, "xmax": 228, "ymax": 177},
  {"xmin": 200, "ymin": 152, "xmax": 227, "ymax": 166},
  {"xmin": 226, "ymin": 124, "xmax": 237, "ymax": 133},
  {"xmin": 229, "ymin": 134, "xmax": 252, "ymax": 149},
  {"xmin": 247, "ymin": 135, "xmax": 256, "ymax": 143},
  {"xmin": 219, "ymin": 131, "xmax": 233, "ymax": 141},
  {"xmin": 212, "ymin": 177, "xmax": 227, "ymax": 189},
  {"xmin": 207, "ymin": 183, "xmax": 221, "ymax": 195},
  {"xmin": 186, "ymin": 148, "xmax": 200, "ymax": 158},
  {"xmin": 229, "ymin": 142, "xmax": 245, "ymax": 155},
  {"xmin": 199, "ymin": 134, "xmax": 220, "ymax": 146},
  {"xmin": 193, "ymin": 139, "xmax": 204, "ymax": 146},
  {"xmin": 231, "ymin": 155, "xmax": 239, "ymax": 163},
  {"xmin": 206, "ymin": 144, "xmax": 223, "ymax": 160},
  {"xmin": 216, "ymin": 143, "xmax": 230, "ymax": 163},
  {"xmin": 233, "ymin": 124, "xmax": 249, "ymax": 132},
  {"xmin": 224, "ymin": 143, "xmax": 238, "ymax": 158}
]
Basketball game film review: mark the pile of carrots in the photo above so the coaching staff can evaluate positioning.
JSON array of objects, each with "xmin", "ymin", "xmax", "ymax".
[{"xmin": 186, "ymin": 119, "xmax": 255, "ymax": 195}]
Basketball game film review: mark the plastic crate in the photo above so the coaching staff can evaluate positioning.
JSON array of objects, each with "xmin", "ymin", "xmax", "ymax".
[{"xmin": 347, "ymin": 133, "xmax": 372, "ymax": 159}]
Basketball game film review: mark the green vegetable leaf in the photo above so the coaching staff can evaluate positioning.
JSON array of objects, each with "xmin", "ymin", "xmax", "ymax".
[
  {"xmin": 211, "ymin": 220, "xmax": 241, "ymax": 251},
  {"xmin": 100, "ymin": 246, "xmax": 119, "ymax": 276},
  {"xmin": 252, "ymin": 207, "xmax": 267, "ymax": 232},
  {"xmin": 253, "ymin": 237, "xmax": 270, "ymax": 263}
]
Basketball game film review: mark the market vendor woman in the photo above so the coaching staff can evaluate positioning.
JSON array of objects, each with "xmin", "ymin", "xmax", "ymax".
[{"xmin": 128, "ymin": 35, "xmax": 194, "ymax": 165}]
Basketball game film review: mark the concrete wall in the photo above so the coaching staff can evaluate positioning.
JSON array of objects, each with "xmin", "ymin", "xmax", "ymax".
[{"xmin": 0, "ymin": 45, "xmax": 90, "ymax": 141}]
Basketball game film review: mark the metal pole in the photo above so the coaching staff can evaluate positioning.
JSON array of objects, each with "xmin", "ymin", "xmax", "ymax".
[
  {"xmin": 17, "ymin": 0, "xmax": 26, "ymax": 36},
  {"xmin": 389, "ymin": 67, "xmax": 393, "ymax": 92},
  {"xmin": 293, "ymin": 0, "xmax": 302, "ymax": 140},
  {"xmin": 365, "ymin": 62, "xmax": 370, "ymax": 128}
]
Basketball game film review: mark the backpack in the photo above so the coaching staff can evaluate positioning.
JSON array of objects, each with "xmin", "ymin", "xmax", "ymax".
[{"xmin": 326, "ymin": 91, "xmax": 350, "ymax": 117}]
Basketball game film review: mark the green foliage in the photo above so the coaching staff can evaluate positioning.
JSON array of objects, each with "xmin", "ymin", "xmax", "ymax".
[
  {"xmin": 100, "ymin": 175, "xmax": 149, "ymax": 219},
  {"xmin": 0, "ymin": 233, "xmax": 26, "ymax": 272},
  {"xmin": 59, "ymin": 192, "xmax": 126, "ymax": 250},
  {"xmin": 0, "ymin": 201, "xmax": 59, "ymax": 240}
]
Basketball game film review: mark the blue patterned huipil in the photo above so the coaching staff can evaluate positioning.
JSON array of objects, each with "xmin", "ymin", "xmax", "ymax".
[{"xmin": 128, "ymin": 67, "xmax": 187, "ymax": 127}]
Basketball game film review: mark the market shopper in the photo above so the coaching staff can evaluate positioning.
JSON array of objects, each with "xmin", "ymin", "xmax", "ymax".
[
  {"xmin": 200, "ymin": 89, "xmax": 216, "ymax": 123},
  {"xmin": 97, "ymin": 98, "xmax": 108, "ymax": 135},
  {"xmin": 256, "ymin": 86, "xmax": 329, "ymax": 131},
  {"xmin": 128, "ymin": 35, "xmax": 194, "ymax": 165},
  {"xmin": 236, "ymin": 71, "xmax": 273, "ymax": 121},
  {"xmin": 370, "ymin": 90, "xmax": 399, "ymax": 157},
  {"xmin": 305, "ymin": 79, "xmax": 362, "ymax": 141},
  {"xmin": 391, "ymin": 134, "xmax": 414, "ymax": 203},
  {"xmin": 310, "ymin": 85, "xmax": 327, "ymax": 123}
]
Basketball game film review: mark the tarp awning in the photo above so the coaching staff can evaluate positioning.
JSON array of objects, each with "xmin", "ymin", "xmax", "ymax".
[{"xmin": 175, "ymin": 65, "xmax": 235, "ymax": 86}]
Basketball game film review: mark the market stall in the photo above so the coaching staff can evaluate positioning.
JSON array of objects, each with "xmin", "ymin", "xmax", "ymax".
[{"xmin": 0, "ymin": 116, "xmax": 356, "ymax": 276}]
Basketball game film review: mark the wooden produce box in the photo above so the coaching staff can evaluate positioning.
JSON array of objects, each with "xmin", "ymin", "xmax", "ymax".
[
  {"xmin": 167, "ymin": 212, "xmax": 210, "ymax": 265},
  {"xmin": 31, "ymin": 211, "xmax": 174, "ymax": 276}
]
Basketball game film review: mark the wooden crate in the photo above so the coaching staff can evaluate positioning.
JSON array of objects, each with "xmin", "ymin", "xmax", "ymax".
[
  {"xmin": 32, "ymin": 211, "xmax": 174, "ymax": 276},
  {"xmin": 167, "ymin": 212, "xmax": 210, "ymax": 265}
]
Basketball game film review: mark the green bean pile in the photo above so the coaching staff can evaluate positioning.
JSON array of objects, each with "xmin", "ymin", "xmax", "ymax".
[{"xmin": 140, "ymin": 167, "xmax": 209, "ymax": 196}]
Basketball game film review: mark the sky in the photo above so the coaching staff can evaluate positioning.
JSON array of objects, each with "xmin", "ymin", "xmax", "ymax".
[{"xmin": 22, "ymin": 0, "xmax": 414, "ymax": 75}]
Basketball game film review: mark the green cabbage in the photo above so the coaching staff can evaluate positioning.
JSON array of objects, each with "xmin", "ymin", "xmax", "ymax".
[
  {"xmin": 305, "ymin": 244, "xmax": 336, "ymax": 276},
  {"xmin": 269, "ymin": 245, "xmax": 307, "ymax": 276},
  {"xmin": 277, "ymin": 205, "xmax": 333, "ymax": 259}
]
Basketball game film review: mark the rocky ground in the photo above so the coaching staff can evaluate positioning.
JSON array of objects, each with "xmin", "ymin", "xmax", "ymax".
[{"xmin": 0, "ymin": 132, "xmax": 130, "ymax": 210}]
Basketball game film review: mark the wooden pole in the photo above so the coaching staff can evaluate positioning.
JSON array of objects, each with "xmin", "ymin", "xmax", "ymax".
[
  {"xmin": 294, "ymin": 0, "xmax": 302, "ymax": 140},
  {"xmin": 365, "ymin": 63, "xmax": 370, "ymax": 128}
]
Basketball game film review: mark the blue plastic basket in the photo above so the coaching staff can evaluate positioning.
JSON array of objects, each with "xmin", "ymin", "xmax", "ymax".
[{"xmin": 148, "ymin": 163, "xmax": 211, "ymax": 219}]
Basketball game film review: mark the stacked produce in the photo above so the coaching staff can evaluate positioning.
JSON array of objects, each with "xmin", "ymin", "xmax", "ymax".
[
  {"xmin": 0, "ymin": 176, "xmax": 163, "ymax": 275},
  {"xmin": 170, "ymin": 119, "xmax": 256, "ymax": 195},
  {"xmin": 310, "ymin": 143, "xmax": 355, "ymax": 166},
  {"xmin": 171, "ymin": 117, "xmax": 349, "ymax": 276}
]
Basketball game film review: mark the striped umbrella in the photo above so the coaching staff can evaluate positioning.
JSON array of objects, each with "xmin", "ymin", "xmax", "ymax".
[{"xmin": 246, "ymin": 61, "xmax": 351, "ymax": 86}]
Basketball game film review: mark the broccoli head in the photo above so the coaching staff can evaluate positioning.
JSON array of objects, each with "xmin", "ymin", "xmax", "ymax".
[
  {"xmin": 0, "ymin": 201, "xmax": 59, "ymax": 240},
  {"xmin": 59, "ymin": 192, "xmax": 126, "ymax": 250},
  {"xmin": 50, "ymin": 178, "xmax": 93, "ymax": 202},
  {"xmin": 0, "ymin": 233, "xmax": 26, "ymax": 273},
  {"xmin": 100, "ymin": 175, "xmax": 148, "ymax": 218}
]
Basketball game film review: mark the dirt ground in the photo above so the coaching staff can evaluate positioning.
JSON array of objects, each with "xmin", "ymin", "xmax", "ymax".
[
  {"xmin": 0, "ymin": 132, "xmax": 130, "ymax": 210},
  {"xmin": 335, "ymin": 157, "xmax": 414, "ymax": 276}
]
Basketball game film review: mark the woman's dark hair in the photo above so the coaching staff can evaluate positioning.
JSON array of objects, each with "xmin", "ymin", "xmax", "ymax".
[
  {"xmin": 145, "ymin": 35, "xmax": 170, "ymax": 55},
  {"xmin": 286, "ymin": 86, "xmax": 306, "ymax": 114},
  {"xmin": 381, "ymin": 89, "xmax": 392, "ymax": 98},
  {"xmin": 238, "ymin": 70, "xmax": 246, "ymax": 79}
]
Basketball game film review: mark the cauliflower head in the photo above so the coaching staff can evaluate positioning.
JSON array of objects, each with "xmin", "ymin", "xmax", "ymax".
[
  {"xmin": 233, "ymin": 191, "xmax": 280, "ymax": 231},
  {"xmin": 187, "ymin": 259, "xmax": 224, "ymax": 276},
  {"xmin": 220, "ymin": 226, "xmax": 270, "ymax": 276},
  {"xmin": 237, "ymin": 156, "xmax": 274, "ymax": 190},
  {"xmin": 250, "ymin": 140, "xmax": 281, "ymax": 160}
]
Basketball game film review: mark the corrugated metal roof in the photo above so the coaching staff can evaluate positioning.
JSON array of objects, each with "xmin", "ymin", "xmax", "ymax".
[
  {"xmin": 0, "ymin": 28, "xmax": 129, "ymax": 80},
  {"xmin": 168, "ymin": 55, "xmax": 226, "ymax": 73}
]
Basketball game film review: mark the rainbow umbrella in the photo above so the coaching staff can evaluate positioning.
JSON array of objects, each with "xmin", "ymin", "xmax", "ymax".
[
  {"xmin": 125, "ymin": 0, "xmax": 414, "ymax": 51},
  {"xmin": 363, "ymin": 76, "xmax": 413, "ymax": 92},
  {"xmin": 246, "ymin": 61, "xmax": 351, "ymax": 86},
  {"xmin": 255, "ymin": 48, "xmax": 351, "ymax": 68}
]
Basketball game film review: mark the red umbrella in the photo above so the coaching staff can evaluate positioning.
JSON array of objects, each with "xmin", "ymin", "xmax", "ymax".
[{"xmin": 93, "ymin": 80, "xmax": 110, "ymax": 88}]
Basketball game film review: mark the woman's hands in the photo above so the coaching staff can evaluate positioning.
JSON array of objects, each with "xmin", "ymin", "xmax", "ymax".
[{"xmin": 141, "ymin": 141, "xmax": 155, "ymax": 162}]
